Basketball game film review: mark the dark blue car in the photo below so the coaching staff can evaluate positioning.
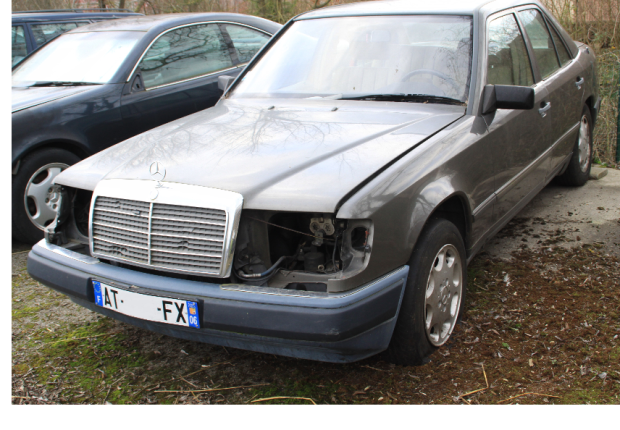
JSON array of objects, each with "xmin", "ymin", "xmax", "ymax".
[
  {"xmin": 12, "ymin": 13, "xmax": 280, "ymax": 243},
  {"xmin": 12, "ymin": 9, "xmax": 143, "ymax": 66}
]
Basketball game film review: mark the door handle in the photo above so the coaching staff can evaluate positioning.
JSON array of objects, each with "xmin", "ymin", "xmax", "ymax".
[
  {"xmin": 538, "ymin": 101, "xmax": 551, "ymax": 118},
  {"xmin": 575, "ymin": 77, "xmax": 584, "ymax": 90}
]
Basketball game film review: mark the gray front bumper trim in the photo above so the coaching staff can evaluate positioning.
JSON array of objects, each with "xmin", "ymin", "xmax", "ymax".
[{"xmin": 28, "ymin": 240, "xmax": 409, "ymax": 363}]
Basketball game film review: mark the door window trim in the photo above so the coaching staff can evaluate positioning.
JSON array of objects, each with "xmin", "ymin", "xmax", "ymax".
[
  {"xmin": 144, "ymin": 65, "xmax": 242, "ymax": 91},
  {"xmin": 126, "ymin": 21, "xmax": 272, "ymax": 84},
  {"xmin": 512, "ymin": 9, "xmax": 543, "ymax": 82},
  {"xmin": 483, "ymin": 9, "xmax": 537, "ymax": 87},
  {"xmin": 514, "ymin": 6, "xmax": 570, "ymax": 81},
  {"xmin": 542, "ymin": 13, "xmax": 574, "ymax": 65}
]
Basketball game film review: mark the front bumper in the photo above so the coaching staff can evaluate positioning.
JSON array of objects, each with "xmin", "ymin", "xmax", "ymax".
[{"xmin": 28, "ymin": 240, "xmax": 409, "ymax": 363}]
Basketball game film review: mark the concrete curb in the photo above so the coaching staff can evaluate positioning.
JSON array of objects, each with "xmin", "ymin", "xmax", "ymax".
[{"xmin": 589, "ymin": 167, "xmax": 608, "ymax": 180}]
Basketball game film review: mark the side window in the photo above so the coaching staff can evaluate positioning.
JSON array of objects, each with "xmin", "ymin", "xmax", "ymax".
[
  {"xmin": 487, "ymin": 14, "xmax": 534, "ymax": 86},
  {"xmin": 31, "ymin": 22, "xmax": 82, "ymax": 46},
  {"xmin": 12, "ymin": 25, "xmax": 27, "ymax": 66},
  {"xmin": 546, "ymin": 20, "xmax": 571, "ymax": 66},
  {"xmin": 139, "ymin": 24, "xmax": 233, "ymax": 89},
  {"xmin": 518, "ymin": 9, "xmax": 560, "ymax": 78},
  {"xmin": 222, "ymin": 24, "xmax": 270, "ymax": 64}
]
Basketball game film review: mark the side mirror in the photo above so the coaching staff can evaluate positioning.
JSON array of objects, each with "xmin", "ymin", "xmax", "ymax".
[
  {"xmin": 482, "ymin": 84, "xmax": 535, "ymax": 114},
  {"xmin": 218, "ymin": 75, "xmax": 235, "ymax": 92}
]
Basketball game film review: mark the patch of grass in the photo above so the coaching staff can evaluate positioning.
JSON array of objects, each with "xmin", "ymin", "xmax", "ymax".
[
  {"xmin": 16, "ymin": 318, "xmax": 148, "ymax": 404},
  {"xmin": 562, "ymin": 386, "xmax": 614, "ymax": 405}
]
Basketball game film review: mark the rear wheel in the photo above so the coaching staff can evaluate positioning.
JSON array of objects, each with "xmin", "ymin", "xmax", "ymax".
[
  {"xmin": 12, "ymin": 149, "xmax": 80, "ymax": 244},
  {"xmin": 385, "ymin": 218, "xmax": 466, "ymax": 365},
  {"xmin": 556, "ymin": 106, "xmax": 593, "ymax": 186}
]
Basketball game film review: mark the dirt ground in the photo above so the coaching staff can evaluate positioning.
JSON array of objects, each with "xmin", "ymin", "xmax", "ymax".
[{"xmin": 11, "ymin": 170, "xmax": 620, "ymax": 405}]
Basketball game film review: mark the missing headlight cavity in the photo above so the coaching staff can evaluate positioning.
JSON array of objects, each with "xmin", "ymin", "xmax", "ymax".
[
  {"xmin": 74, "ymin": 189, "xmax": 93, "ymax": 237},
  {"xmin": 233, "ymin": 211, "xmax": 373, "ymax": 288},
  {"xmin": 43, "ymin": 186, "xmax": 93, "ymax": 253}
]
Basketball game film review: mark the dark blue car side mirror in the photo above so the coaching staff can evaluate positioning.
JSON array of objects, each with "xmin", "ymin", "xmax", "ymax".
[{"xmin": 482, "ymin": 84, "xmax": 535, "ymax": 114}]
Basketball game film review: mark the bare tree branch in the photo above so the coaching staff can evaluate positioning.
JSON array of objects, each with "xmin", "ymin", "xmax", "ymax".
[{"xmin": 313, "ymin": 0, "xmax": 331, "ymax": 9}]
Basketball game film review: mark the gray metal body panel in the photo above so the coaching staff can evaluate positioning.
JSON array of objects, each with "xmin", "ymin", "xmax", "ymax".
[
  {"xmin": 52, "ymin": 0, "xmax": 598, "ymax": 293},
  {"xmin": 54, "ymin": 99, "xmax": 465, "ymax": 211},
  {"xmin": 32, "ymin": 0, "xmax": 599, "ymax": 359}
]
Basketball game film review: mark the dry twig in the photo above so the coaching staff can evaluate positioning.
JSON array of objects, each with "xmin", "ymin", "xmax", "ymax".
[
  {"xmin": 52, "ymin": 333, "xmax": 110, "ymax": 344},
  {"xmin": 497, "ymin": 392, "xmax": 560, "ymax": 404},
  {"xmin": 251, "ymin": 396, "xmax": 316, "ymax": 405},
  {"xmin": 361, "ymin": 365, "xmax": 388, "ymax": 372},
  {"xmin": 459, "ymin": 364, "xmax": 489, "ymax": 403},
  {"xmin": 154, "ymin": 383, "xmax": 269, "ymax": 394},
  {"xmin": 145, "ymin": 361, "xmax": 231, "ymax": 392}
]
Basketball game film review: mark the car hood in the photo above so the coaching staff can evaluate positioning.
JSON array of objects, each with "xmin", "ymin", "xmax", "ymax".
[
  {"xmin": 12, "ymin": 85, "xmax": 96, "ymax": 113},
  {"xmin": 55, "ymin": 98, "xmax": 464, "ymax": 212}
]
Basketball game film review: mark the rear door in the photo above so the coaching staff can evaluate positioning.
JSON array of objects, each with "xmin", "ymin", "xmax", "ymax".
[
  {"xmin": 119, "ymin": 22, "xmax": 241, "ymax": 139},
  {"xmin": 516, "ymin": 7, "xmax": 584, "ymax": 179},
  {"xmin": 483, "ymin": 11, "xmax": 553, "ymax": 220}
]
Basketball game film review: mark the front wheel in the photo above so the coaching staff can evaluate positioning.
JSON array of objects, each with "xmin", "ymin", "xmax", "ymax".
[
  {"xmin": 385, "ymin": 218, "xmax": 466, "ymax": 365},
  {"xmin": 12, "ymin": 149, "xmax": 80, "ymax": 244}
]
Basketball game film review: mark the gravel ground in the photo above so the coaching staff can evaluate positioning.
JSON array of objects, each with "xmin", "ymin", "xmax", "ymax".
[{"xmin": 11, "ymin": 170, "xmax": 620, "ymax": 405}]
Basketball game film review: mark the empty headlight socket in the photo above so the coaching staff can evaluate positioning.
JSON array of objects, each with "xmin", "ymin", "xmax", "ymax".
[{"xmin": 232, "ymin": 211, "xmax": 373, "ymax": 288}]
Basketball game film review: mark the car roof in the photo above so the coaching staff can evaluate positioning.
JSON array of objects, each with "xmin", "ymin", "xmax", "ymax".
[
  {"xmin": 296, "ymin": 0, "xmax": 536, "ymax": 19},
  {"xmin": 12, "ymin": 11, "xmax": 142, "ymax": 23},
  {"xmin": 69, "ymin": 12, "xmax": 280, "ymax": 33}
]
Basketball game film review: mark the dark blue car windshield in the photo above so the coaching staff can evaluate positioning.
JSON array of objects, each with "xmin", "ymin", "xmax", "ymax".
[{"xmin": 13, "ymin": 31, "xmax": 144, "ymax": 85}]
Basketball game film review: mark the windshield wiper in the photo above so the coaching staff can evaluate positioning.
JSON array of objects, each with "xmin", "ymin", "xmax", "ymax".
[
  {"xmin": 30, "ymin": 81, "xmax": 101, "ymax": 87},
  {"xmin": 339, "ymin": 93, "xmax": 465, "ymax": 106}
]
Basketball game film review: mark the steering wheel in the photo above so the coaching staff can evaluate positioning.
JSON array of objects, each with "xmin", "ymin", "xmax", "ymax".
[{"xmin": 400, "ymin": 69, "xmax": 461, "ymax": 95}]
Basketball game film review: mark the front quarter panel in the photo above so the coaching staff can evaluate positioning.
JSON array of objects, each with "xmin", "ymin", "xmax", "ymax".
[
  {"xmin": 334, "ymin": 115, "xmax": 494, "ymax": 291},
  {"xmin": 12, "ymin": 84, "xmax": 124, "ymax": 164}
]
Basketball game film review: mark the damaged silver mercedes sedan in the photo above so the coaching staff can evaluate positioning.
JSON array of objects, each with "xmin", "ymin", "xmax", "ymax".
[{"xmin": 28, "ymin": 0, "xmax": 599, "ymax": 364}]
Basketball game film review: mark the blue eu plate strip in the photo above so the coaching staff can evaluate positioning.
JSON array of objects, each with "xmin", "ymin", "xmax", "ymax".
[
  {"xmin": 187, "ymin": 301, "xmax": 200, "ymax": 328},
  {"xmin": 93, "ymin": 281, "xmax": 103, "ymax": 307}
]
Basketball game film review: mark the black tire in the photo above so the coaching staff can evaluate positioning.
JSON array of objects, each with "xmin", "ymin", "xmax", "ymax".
[
  {"xmin": 385, "ymin": 218, "xmax": 467, "ymax": 366},
  {"xmin": 12, "ymin": 148, "xmax": 80, "ymax": 244},
  {"xmin": 555, "ymin": 106, "xmax": 593, "ymax": 186}
]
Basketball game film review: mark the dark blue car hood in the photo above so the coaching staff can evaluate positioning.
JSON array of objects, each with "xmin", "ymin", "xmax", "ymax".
[{"xmin": 12, "ymin": 85, "xmax": 98, "ymax": 113}]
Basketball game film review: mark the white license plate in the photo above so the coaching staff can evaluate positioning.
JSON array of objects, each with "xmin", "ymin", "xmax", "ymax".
[{"xmin": 93, "ymin": 281, "xmax": 200, "ymax": 328}]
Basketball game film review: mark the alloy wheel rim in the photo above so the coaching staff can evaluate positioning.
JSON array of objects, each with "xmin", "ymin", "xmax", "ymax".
[
  {"xmin": 424, "ymin": 243, "xmax": 463, "ymax": 347},
  {"xmin": 24, "ymin": 163, "xmax": 69, "ymax": 231},
  {"xmin": 578, "ymin": 115, "xmax": 591, "ymax": 173}
]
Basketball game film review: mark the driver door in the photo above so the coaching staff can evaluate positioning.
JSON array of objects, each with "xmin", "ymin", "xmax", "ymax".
[{"xmin": 483, "ymin": 11, "xmax": 553, "ymax": 220}]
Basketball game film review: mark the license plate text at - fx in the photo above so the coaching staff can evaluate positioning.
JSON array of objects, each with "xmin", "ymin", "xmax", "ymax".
[{"xmin": 93, "ymin": 281, "xmax": 200, "ymax": 328}]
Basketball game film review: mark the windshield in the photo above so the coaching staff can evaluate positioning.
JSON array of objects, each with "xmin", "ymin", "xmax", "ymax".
[
  {"xmin": 232, "ymin": 15, "xmax": 473, "ymax": 102},
  {"xmin": 12, "ymin": 31, "xmax": 144, "ymax": 85}
]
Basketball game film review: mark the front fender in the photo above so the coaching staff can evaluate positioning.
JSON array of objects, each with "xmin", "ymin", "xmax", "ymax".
[
  {"xmin": 12, "ymin": 106, "xmax": 90, "ymax": 165},
  {"xmin": 334, "ymin": 116, "xmax": 487, "ymax": 292}
]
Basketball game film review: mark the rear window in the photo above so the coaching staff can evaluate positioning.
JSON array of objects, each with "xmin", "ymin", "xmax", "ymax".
[
  {"xmin": 31, "ymin": 22, "xmax": 89, "ymax": 46},
  {"xmin": 12, "ymin": 25, "xmax": 27, "ymax": 66}
]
